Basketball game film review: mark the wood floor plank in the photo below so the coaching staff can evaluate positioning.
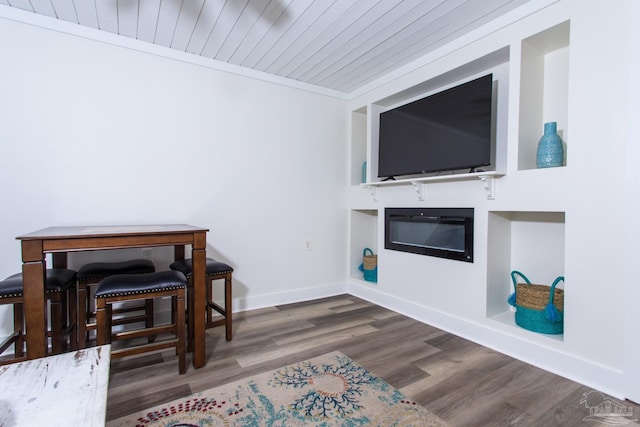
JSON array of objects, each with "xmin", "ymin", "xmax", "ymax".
[
  {"xmin": 309, "ymin": 304, "xmax": 395, "ymax": 327},
  {"xmin": 106, "ymin": 383, "xmax": 192, "ymax": 421},
  {"xmin": 533, "ymin": 385, "xmax": 640, "ymax": 427},
  {"xmin": 446, "ymin": 400, "xmax": 537, "ymax": 427},
  {"xmin": 272, "ymin": 317, "xmax": 380, "ymax": 345},
  {"xmin": 410, "ymin": 346, "xmax": 512, "ymax": 395},
  {"xmin": 236, "ymin": 323, "xmax": 378, "ymax": 367},
  {"xmin": 503, "ymin": 363, "xmax": 584, "ymax": 416},
  {"xmin": 425, "ymin": 360, "xmax": 550, "ymax": 425}
]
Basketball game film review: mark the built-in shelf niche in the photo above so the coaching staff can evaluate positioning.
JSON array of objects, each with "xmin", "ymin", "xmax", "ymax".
[
  {"xmin": 351, "ymin": 107, "xmax": 367, "ymax": 186},
  {"xmin": 518, "ymin": 21, "xmax": 570, "ymax": 171},
  {"xmin": 350, "ymin": 209, "xmax": 378, "ymax": 282},
  {"xmin": 486, "ymin": 210, "xmax": 565, "ymax": 341},
  {"xmin": 349, "ymin": 47, "xmax": 510, "ymax": 190}
]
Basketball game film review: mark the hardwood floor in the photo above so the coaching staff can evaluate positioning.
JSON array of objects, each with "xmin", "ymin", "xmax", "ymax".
[{"xmin": 106, "ymin": 294, "xmax": 640, "ymax": 426}]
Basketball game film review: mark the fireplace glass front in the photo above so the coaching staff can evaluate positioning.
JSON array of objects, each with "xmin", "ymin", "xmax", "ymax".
[{"xmin": 385, "ymin": 208, "xmax": 474, "ymax": 262}]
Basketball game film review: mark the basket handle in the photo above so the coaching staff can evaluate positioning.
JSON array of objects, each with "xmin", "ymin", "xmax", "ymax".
[
  {"xmin": 543, "ymin": 276, "xmax": 565, "ymax": 323},
  {"xmin": 363, "ymin": 248, "xmax": 374, "ymax": 257},
  {"xmin": 508, "ymin": 271, "xmax": 531, "ymax": 307},
  {"xmin": 548, "ymin": 276, "xmax": 565, "ymax": 305},
  {"xmin": 510, "ymin": 271, "xmax": 531, "ymax": 287}
]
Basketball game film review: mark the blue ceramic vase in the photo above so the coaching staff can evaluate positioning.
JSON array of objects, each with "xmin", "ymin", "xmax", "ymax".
[
  {"xmin": 361, "ymin": 161, "xmax": 367, "ymax": 183},
  {"xmin": 536, "ymin": 122, "xmax": 564, "ymax": 168}
]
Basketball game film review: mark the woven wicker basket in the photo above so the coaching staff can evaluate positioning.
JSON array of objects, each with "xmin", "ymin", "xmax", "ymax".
[
  {"xmin": 515, "ymin": 283, "xmax": 564, "ymax": 311},
  {"xmin": 509, "ymin": 271, "xmax": 565, "ymax": 334},
  {"xmin": 363, "ymin": 250, "xmax": 377, "ymax": 271}
]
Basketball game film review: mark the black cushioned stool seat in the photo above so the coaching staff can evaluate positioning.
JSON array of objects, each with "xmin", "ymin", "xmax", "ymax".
[
  {"xmin": 77, "ymin": 259, "xmax": 156, "ymax": 349},
  {"xmin": 170, "ymin": 257, "xmax": 233, "ymax": 348},
  {"xmin": 78, "ymin": 259, "xmax": 156, "ymax": 280},
  {"xmin": 0, "ymin": 268, "xmax": 78, "ymax": 364},
  {"xmin": 95, "ymin": 270, "xmax": 187, "ymax": 374}
]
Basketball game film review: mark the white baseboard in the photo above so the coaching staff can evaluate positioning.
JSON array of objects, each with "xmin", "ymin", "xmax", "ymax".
[
  {"xmin": 136, "ymin": 283, "xmax": 346, "ymax": 328},
  {"xmin": 232, "ymin": 282, "xmax": 346, "ymax": 313}
]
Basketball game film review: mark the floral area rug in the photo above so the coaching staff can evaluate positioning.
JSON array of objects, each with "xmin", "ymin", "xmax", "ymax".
[{"xmin": 108, "ymin": 351, "xmax": 448, "ymax": 427}]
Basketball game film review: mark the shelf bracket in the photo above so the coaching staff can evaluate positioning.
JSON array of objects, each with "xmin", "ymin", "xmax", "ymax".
[
  {"xmin": 479, "ymin": 176, "xmax": 496, "ymax": 200},
  {"xmin": 410, "ymin": 181, "xmax": 425, "ymax": 201},
  {"xmin": 364, "ymin": 185, "xmax": 378, "ymax": 202}
]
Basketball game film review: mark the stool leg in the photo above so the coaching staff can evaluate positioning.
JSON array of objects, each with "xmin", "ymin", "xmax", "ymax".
[
  {"xmin": 206, "ymin": 277, "xmax": 213, "ymax": 325},
  {"xmin": 176, "ymin": 289, "xmax": 186, "ymax": 374},
  {"xmin": 146, "ymin": 299, "xmax": 155, "ymax": 343},
  {"xmin": 107, "ymin": 304, "xmax": 113, "ymax": 343},
  {"xmin": 49, "ymin": 293, "xmax": 62, "ymax": 355},
  {"xmin": 14, "ymin": 302, "xmax": 24, "ymax": 358},
  {"xmin": 88, "ymin": 281, "xmax": 98, "ymax": 342},
  {"xmin": 187, "ymin": 281, "xmax": 194, "ymax": 353},
  {"xmin": 68, "ymin": 285, "xmax": 78, "ymax": 351},
  {"xmin": 77, "ymin": 280, "xmax": 88, "ymax": 348},
  {"xmin": 224, "ymin": 273, "xmax": 232, "ymax": 341},
  {"xmin": 145, "ymin": 299, "xmax": 154, "ymax": 328},
  {"xmin": 59, "ymin": 291, "xmax": 69, "ymax": 352},
  {"xmin": 172, "ymin": 295, "xmax": 177, "ymax": 354},
  {"xmin": 96, "ymin": 298, "xmax": 108, "ymax": 345}
]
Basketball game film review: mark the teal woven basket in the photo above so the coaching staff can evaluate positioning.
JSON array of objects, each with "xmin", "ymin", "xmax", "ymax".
[{"xmin": 508, "ymin": 271, "xmax": 564, "ymax": 334}]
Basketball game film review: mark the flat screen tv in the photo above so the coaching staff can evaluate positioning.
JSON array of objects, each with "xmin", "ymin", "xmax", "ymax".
[{"xmin": 377, "ymin": 74, "xmax": 493, "ymax": 179}]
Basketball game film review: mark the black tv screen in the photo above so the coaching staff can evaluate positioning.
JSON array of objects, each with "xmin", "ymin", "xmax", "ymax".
[{"xmin": 378, "ymin": 74, "xmax": 493, "ymax": 179}]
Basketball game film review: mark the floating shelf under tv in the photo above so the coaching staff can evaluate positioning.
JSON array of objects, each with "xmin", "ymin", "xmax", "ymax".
[{"xmin": 361, "ymin": 171, "xmax": 504, "ymax": 201}]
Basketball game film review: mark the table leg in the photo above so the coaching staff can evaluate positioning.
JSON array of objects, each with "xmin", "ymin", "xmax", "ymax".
[
  {"xmin": 52, "ymin": 252, "xmax": 67, "ymax": 269},
  {"xmin": 21, "ymin": 240, "xmax": 47, "ymax": 359},
  {"xmin": 174, "ymin": 245, "xmax": 185, "ymax": 261},
  {"xmin": 191, "ymin": 233, "xmax": 206, "ymax": 368},
  {"xmin": 174, "ymin": 244, "xmax": 194, "ymax": 352},
  {"xmin": 52, "ymin": 252, "xmax": 76, "ymax": 350}
]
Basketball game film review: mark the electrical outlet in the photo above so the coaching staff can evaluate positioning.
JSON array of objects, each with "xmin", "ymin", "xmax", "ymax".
[{"xmin": 304, "ymin": 240, "xmax": 312, "ymax": 251}]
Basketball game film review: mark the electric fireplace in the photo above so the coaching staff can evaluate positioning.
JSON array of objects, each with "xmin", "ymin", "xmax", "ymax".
[{"xmin": 385, "ymin": 208, "xmax": 474, "ymax": 262}]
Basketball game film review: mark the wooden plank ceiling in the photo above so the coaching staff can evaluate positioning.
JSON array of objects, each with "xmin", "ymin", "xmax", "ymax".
[{"xmin": 1, "ymin": 0, "xmax": 532, "ymax": 94}]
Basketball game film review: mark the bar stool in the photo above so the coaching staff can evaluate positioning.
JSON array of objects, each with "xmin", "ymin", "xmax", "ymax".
[
  {"xmin": 169, "ymin": 257, "xmax": 233, "ymax": 349},
  {"xmin": 0, "ymin": 268, "xmax": 77, "ymax": 365},
  {"xmin": 76, "ymin": 259, "xmax": 155, "ymax": 348},
  {"xmin": 94, "ymin": 270, "xmax": 187, "ymax": 374}
]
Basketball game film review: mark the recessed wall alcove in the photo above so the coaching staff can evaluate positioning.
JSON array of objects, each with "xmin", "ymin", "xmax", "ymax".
[
  {"xmin": 518, "ymin": 21, "xmax": 570, "ymax": 171},
  {"xmin": 349, "ymin": 209, "xmax": 378, "ymax": 283},
  {"xmin": 486, "ymin": 210, "xmax": 566, "ymax": 341}
]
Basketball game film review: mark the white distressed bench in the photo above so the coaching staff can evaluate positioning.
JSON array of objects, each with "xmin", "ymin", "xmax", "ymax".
[{"xmin": 0, "ymin": 345, "xmax": 110, "ymax": 426}]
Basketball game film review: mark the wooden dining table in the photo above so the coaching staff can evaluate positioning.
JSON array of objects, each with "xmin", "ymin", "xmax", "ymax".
[{"xmin": 16, "ymin": 224, "xmax": 209, "ymax": 369}]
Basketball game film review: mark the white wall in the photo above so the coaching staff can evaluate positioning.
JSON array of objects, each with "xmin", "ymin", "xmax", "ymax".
[
  {"xmin": 0, "ymin": 15, "xmax": 348, "ymax": 333},
  {"xmin": 346, "ymin": 0, "xmax": 637, "ymax": 399}
]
